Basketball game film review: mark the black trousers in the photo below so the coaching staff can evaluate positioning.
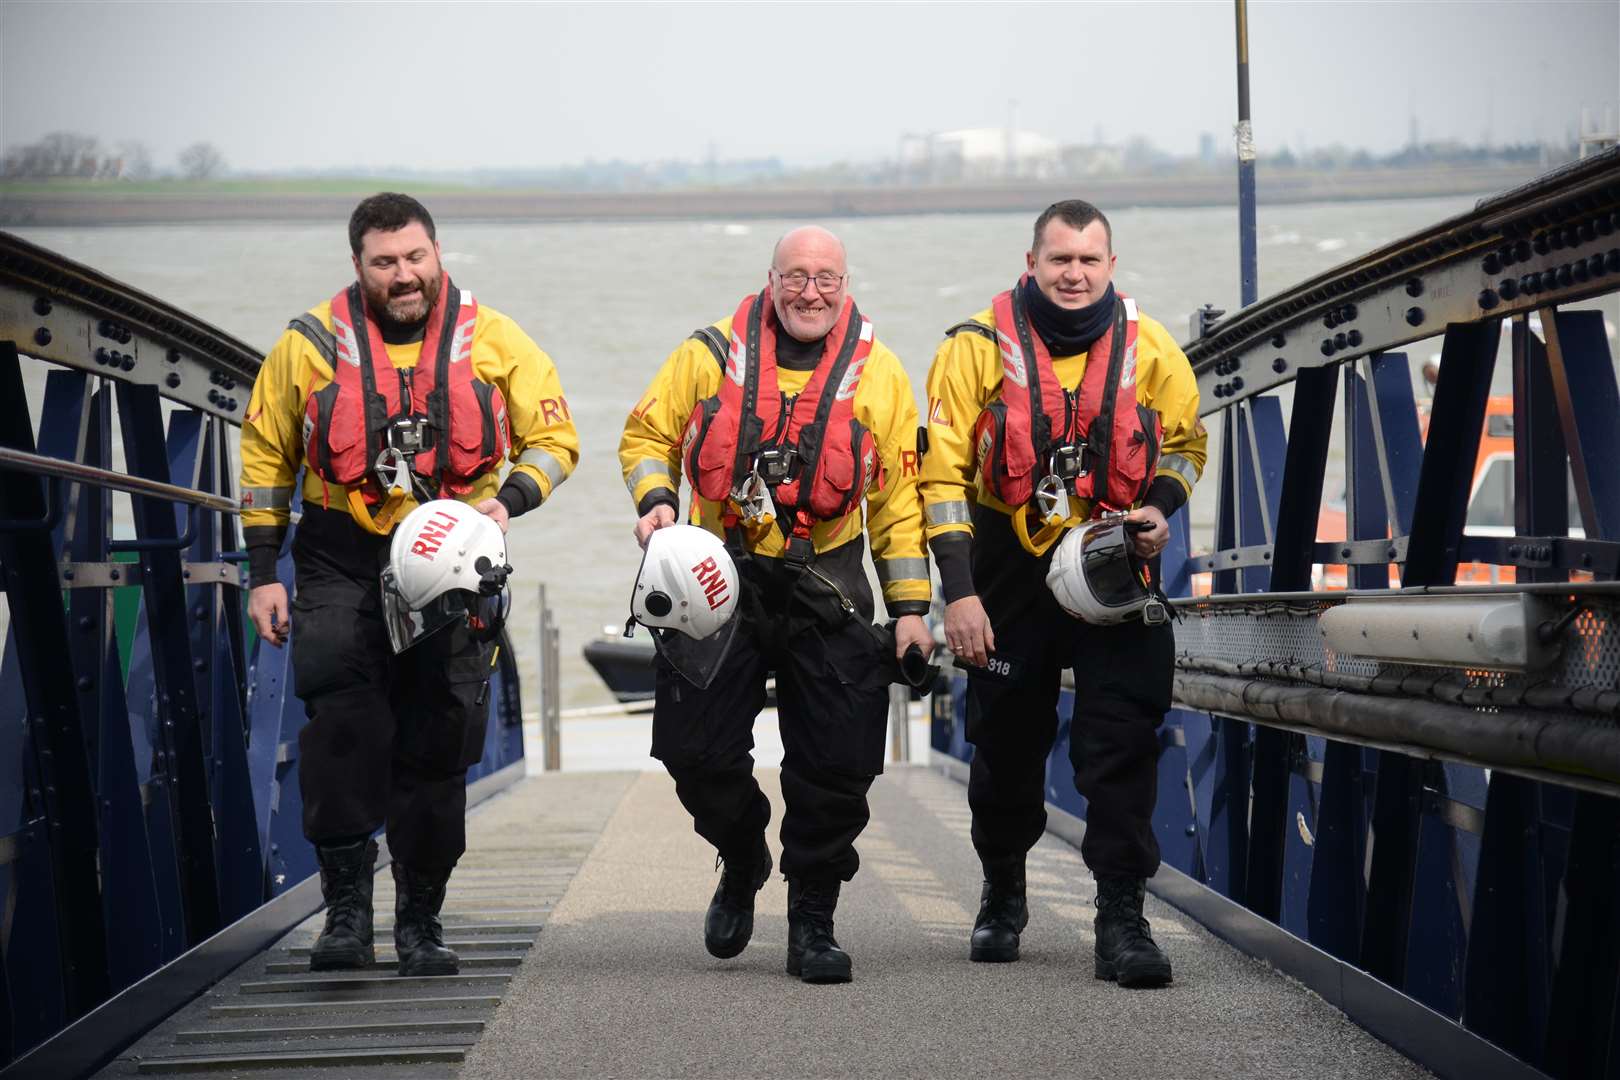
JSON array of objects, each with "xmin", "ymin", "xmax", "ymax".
[
  {"xmin": 291, "ymin": 507, "xmax": 491, "ymax": 873},
  {"xmin": 965, "ymin": 507, "xmax": 1173, "ymax": 880},
  {"xmin": 651, "ymin": 539, "xmax": 891, "ymax": 882}
]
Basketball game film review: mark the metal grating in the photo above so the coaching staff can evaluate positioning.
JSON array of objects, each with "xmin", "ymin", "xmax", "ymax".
[{"xmin": 1174, "ymin": 592, "xmax": 1620, "ymax": 718}]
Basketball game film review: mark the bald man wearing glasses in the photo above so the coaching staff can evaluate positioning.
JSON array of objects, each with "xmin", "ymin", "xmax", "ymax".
[{"xmin": 619, "ymin": 227, "xmax": 932, "ymax": 984}]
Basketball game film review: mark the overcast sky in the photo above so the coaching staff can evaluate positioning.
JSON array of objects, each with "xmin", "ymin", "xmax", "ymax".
[{"xmin": 4, "ymin": 1, "xmax": 1616, "ymax": 175}]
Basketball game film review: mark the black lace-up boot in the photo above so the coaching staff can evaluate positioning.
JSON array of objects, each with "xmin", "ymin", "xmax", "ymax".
[
  {"xmin": 704, "ymin": 837, "xmax": 773, "ymax": 959},
  {"xmin": 1093, "ymin": 875, "xmax": 1173, "ymax": 988},
  {"xmin": 309, "ymin": 838, "xmax": 377, "ymax": 970},
  {"xmin": 786, "ymin": 877, "xmax": 852, "ymax": 984},
  {"xmin": 393, "ymin": 862, "xmax": 460, "ymax": 976},
  {"xmin": 970, "ymin": 864, "xmax": 1029, "ymax": 963}
]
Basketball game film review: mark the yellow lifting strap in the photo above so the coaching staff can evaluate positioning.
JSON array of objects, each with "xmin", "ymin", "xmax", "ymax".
[
  {"xmin": 344, "ymin": 482, "xmax": 412, "ymax": 537},
  {"xmin": 1011, "ymin": 505, "xmax": 1081, "ymax": 557}
]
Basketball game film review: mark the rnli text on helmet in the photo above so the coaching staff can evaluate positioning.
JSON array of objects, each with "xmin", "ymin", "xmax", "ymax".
[
  {"xmin": 692, "ymin": 557, "xmax": 731, "ymax": 611},
  {"xmin": 410, "ymin": 508, "xmax": 462, "ymax": 561}
]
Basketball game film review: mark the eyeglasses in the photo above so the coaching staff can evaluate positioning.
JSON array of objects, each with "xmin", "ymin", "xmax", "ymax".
[{"xmin": 772, "ymin": 269, "xmax": 846, "ymax": 295}]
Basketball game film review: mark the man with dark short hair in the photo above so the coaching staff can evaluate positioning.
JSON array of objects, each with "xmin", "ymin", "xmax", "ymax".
[
  {"xmin": 240, "ymin": 193, "xmax": 578, "ymax": 975},
  {"xmin": 620, "ymin": 225, "xmax": 932, "ymax": 984},
  {"xmin": 920, "ymin": 200, "xmax": 1206, "ymax": 987}
]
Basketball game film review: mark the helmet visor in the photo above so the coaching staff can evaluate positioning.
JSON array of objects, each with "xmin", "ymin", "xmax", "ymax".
[
  {"xmin": 382, "ymin": 566, "xmax": 467, "ymax": 653},
  {"xmin": 652, "ymin": 611, "xmax": 739, "ymax": 690},
  {"xmin": 1081, "ymin": 526, "xmax": 1149, "ymax": 611}
]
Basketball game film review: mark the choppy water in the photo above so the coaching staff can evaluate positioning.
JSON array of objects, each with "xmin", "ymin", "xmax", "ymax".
[{"xmin": 12, "ymin": 197, "xmax": 1615, "ymax": 707}]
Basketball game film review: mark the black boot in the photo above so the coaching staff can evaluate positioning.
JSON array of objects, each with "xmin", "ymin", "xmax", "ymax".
[
  {"xmin": 786, "ymin": 878, "xmax": 852, "ymax": 984},
  {"xmin": 970, "ymin": 866, "xmax": 1028, "ymax": 963},
  {"xmin": 393, "ymin": 862, "xmax": 460, "ymax": 977},
  {"xmin": 704, "ymin": 837, "xmax": 773, "ymax": 959},
  {"xmin": 1093, "ymin": 875, "xmax": 1173, "ymax": 988},
  {"xmin": 309, "ymin": 838, "xmax": 376, "ymax": 970}
]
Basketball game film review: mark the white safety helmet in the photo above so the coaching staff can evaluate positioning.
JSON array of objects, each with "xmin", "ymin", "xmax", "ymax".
[
  {"xmin": 628, "ymin": 525, "xmax": 740, "ymax": 688},
  {"xmin": 1046, "ymin": 517, "xmax": 1166, "ymax": 626},
  {"xmin": 380, "ymin": 499, "xmax": 512, "ymax": 653}
]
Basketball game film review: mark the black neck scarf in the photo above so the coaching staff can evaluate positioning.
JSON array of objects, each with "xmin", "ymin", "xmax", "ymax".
[{"xmin": 1023, "ymin": 276, "xmax": 1116, "ymax": 357}]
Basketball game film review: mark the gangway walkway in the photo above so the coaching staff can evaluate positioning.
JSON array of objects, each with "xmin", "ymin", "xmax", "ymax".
[{"xmin": 98, "ymin": 767, "xmax": 1427, "ymax": 1079}]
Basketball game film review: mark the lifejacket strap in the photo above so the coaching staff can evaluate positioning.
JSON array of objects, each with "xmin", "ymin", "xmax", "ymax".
[{"xmin": 288, "ymin": 314, "xmax": 337, "ymax": 366}]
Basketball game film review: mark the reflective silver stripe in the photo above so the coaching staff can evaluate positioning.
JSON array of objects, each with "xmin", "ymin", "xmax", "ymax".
[
  {"xmin": 517, "ymin": 448, "xmax": 568, "ymax": 493},
  {"xmin": 876, "ymin": 557, "xmax": 930, "ymax": 585},
  {"xmin": 240, "ymin": 485, "xmax": 293, "ymax": 510},
  {"xmin": 1158, "ymin": 453, "xmax": 1200, "ymax": 488},
  {"xmin": 925, "ymin": 500, "xmax": 972, "ymax": 527},
  {"xmin": 625, "ymin": 458, "xmax": 672, "ymax": 495}
]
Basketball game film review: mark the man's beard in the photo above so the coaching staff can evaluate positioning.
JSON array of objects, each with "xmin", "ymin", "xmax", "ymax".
[{"xmin": 366, "ymin": 272, "xmax": 441, "ymax": 332}]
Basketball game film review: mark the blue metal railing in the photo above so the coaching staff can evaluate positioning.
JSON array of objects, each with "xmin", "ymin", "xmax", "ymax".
[
  {"xmin": 933, "ymin": 151, "xmax": 1620, "ymax": 1079},
  {"xmin": 0, "ymin": 235, "xmax": 525, "ymax": 1070}
]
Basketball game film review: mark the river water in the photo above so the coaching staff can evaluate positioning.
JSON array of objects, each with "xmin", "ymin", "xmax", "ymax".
[{"xmin": 11, "ymin": 196, "xmax": 1615, "ymax": 706}]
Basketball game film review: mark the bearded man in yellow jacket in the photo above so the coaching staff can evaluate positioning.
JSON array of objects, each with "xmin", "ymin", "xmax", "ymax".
[
  {"xmin": 240, "ymin": 193, "xmax": 578, "ymax": 977},
  {"xmin": 620, "ymin": 226, "xmax": 932, "ymax": 984}
]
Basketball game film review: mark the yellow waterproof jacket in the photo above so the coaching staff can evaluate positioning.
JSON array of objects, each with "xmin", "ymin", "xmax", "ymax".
[
  {"xmin": 920, "ymin": 305, "xmax": 1205, "ymax": 565},
  {"xmin": 619, "ymin": 315, "xmax": 931, "ymax": 617},
  {"xmin": 239, "ymin": 298, "xmax": 578, "ymax": 580}
]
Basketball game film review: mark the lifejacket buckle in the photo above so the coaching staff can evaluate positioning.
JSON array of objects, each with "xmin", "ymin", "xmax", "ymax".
[
  {"xmin": 1049, "ymin": 442, "xmax": 1085, "ymax": 483},
  {"xmin": 385, "ymin": 416, "xmax": 429, "ymax": 457},
  {"xmin": 755, "ymin": 446, "xmax": 797, "ymax": 485}
]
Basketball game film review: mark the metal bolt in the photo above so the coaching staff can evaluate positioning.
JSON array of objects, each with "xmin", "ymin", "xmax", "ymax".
[
  {"xmin": 1499, "ymin": 277, "xmax": 1520, "ymax": 300},
  {"xmin": 1342, "ymin": 303, "xmax": 1358, "ymax": 321},
  {"xmin": 1405, "ymin": 278, "xmax": 1424, "ymax": 297},
  {"xmin": 1231, "ymin": 376, "xmax": 1244, "ymax": 391},
  {"xmin": 1341, "ymin": 547, "xmax": 1352, "ymax": 558},
  {"xmin": 1590, "ymin": 254, "xmax": 1608, "ymax": 277},
  {"xmin": 1512, "ymin": 239, "xmax": 1530, "ymax": 262},
  {"xmin": 33, "ymin": 296, "xmax": 52, "ymax": 316},
  {"xmin": 1273, "ymin": 357, "xmax": 1288, "ymax": 373},
  {"xmin": 1572, "ymin": 261, "xmax": 1590, "ymax": 285},
  {"xmin": 1579, "ymin": 222, "xmax": 1597, "ymax": 244},
  {"xmin": 193, "ymin": 658, "xmax": 206, "ymax": 671},
  {"xmin": 1508, "ymin": 544, "xmax": 1521, "ymax": 558},
  {"xmin": 1562, "ymin": 226, "xmax": 1580, "ymax": 249},
  {"xmin": 1325, "ymin": 310, "xmax": 1339, "ymax": 329},
  {"xmin": 1271, "ymin": 333, "xmax": 1286, "ymax": 348},
  {"xmin": 1607, "ymin": 249, "xmax": 1620, "ymax": 274},
  {"xmin": 34, "ymin": 327, "xmax": 52, "ymax": 347},
  {"xmin": 78, "ymin": 615, "xmax": 92, "ymax": 630},
  {"xmin": 1405, "ymin": 307, "xmax": 1424, "ymax": 326},
  {"xmin": 1500, "ymin": 244, "xmax": 1517, "ymax": 267},
  {"xmin": 1482, "ymin": 253, "xmax": 1502, "ymax": 275},
  {"xmin": 62, "ymin": 567, "xmax": 74, "ymax": 580},
  {"xmin": 165, "ymin": 372, "xmax": 181, "ymax": 389},
  {"xmin": 1556, "ymin": 264, "xmax": 1574, "ymax": 288},
  {"xmin": 109, "ymin": 567, "xmax": 121, "ymax": 581},
  {"xmin": 1334, "ymin": 332, "xmax": 1347, "ymax": 350},
  {"xmin": 76, "ymin": 677, "xmax": 92, "ymax": 691},
  {"xmin": 1533, "ymin": 233, "xmax": 1550, "ymax": 254},
  {"xmin": 1346, "ymin": 330, "xmax": 1363, "ymax": 347},
  {"xmin": 1321, "ymin": 339, "xmax": 1335, "ymax": 356},
  {"xmin": 1548, "ymin": 231, "xmax": 1565, "ymax": 252},
  {"xmin": 1520, "ymin": 273, "xmax": 1541, "ymax": 295},
  {"xmin": 166, "ymin": 348, "xmax": 182, "ymax": 363},
  {"xmin": 1478, "ymin": 289, "xmax": 1499, "ymax": 310}
]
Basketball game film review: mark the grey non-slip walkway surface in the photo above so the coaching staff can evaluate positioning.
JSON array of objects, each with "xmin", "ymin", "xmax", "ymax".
[
  {"xmin": 464, "ymin": 766, "xmax": 1430, "ymax": 1080},
  {"xmin": 95, "ymin": 770, "xmax": 635, "ymax": 1079}
]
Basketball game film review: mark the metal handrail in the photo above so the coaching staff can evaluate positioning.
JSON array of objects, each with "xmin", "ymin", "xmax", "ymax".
[{"xmin": 0, "ymin": 445, "xmax": 240, "ymax": 514}]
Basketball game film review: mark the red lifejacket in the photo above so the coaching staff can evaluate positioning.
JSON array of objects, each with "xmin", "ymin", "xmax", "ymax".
[
  {"xmin": 681, "ymin": 290, "xmax": 879, "ymax": 555},
  {"xmin": 301, "ymin": 278, "xmax": 510, "ymax": 504},
  {"xmin": 972, "ymin": 277, "xmax": 1161, "ymax": 515}
]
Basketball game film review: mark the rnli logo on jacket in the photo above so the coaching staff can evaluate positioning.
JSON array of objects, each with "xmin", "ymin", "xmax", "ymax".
[
  {"xmin": 450, "ymin": 318, "xmax": 476, "ymax": 364},
  {"xmin": 332, "ymin": 316, "xmax": 362, "ymax": 368},
  {"xmin": 1120, "ymin": 342, "xmax": 1139, "ymax": 389},
  {"xmin": 410, "ymin": 507, "xmax": 463, "ymax": 562},
  {"xmin": 995, "ymin": 330, "xmax": 1028, "ymax": 389},
  {"xmin": 691, "ymin": 556, "xmax": 731, "ymax": 611},
  {"xmin": 725, "ymin": 332, "xmax": 747, "ymax": 387}
]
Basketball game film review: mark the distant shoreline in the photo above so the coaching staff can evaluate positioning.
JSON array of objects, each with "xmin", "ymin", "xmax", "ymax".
[{"xmin": 0, "ymin": 166, "xmax": 1544, "ymax": 227}]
